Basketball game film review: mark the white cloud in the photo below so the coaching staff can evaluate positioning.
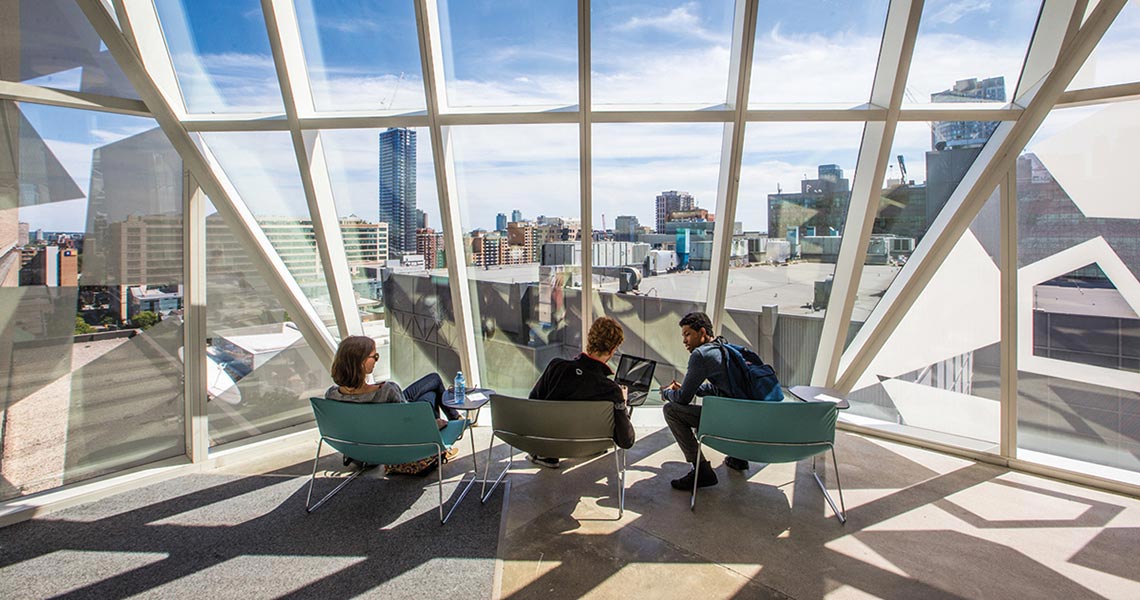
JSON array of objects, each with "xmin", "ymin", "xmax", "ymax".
[
  {"xmin": 927, "ymin": 0, "xmax": 992, "ymax": 26},
  {"xmin": 615, "ymin": 3, "xmax": 723, "ymax": 44}
]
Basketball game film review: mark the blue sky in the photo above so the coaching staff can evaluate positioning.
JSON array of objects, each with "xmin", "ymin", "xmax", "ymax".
[{"xmin": 20, "ymin": 0, "xmax": 1059, "ymax": 234}]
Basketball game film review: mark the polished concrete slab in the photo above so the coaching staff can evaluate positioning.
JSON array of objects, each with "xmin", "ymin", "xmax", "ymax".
[{"xmin": 488, "ymin": 415, "xmax": 1140, "ymax": 600}]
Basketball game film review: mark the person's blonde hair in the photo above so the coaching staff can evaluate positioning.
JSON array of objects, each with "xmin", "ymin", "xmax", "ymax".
[
  {"xmin": 586, "ymin": 316, "xmax": 624, "ymax": 356},
  {"xmin": 331, "ymin": 335, "xmax": 375, "ymax": 388}
]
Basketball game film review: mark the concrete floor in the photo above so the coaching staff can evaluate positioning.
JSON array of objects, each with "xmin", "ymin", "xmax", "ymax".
[{"xmin": 204, "ymin": 410, "xmax": 1140, "ymax": 600}]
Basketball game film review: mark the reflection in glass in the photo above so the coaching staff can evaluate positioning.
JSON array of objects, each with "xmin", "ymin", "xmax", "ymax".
[
  {"xmin": 0, "ymin": 0, "xmax": 139, "ymax": 99},
  {"xmin": 1, "ymin": 102, "xmax": 183, "ymax": 499},
  {"xmin": 750, "ymin": 0, "xmax": 888, "ymax": 104},
  {"xmin": 205, "ymin": 208, "xmax": 326, "ymax": 446},
  {"xmin": 153, "ymin": 0, "xmax": 284, "ymax": 114},
  {"xmin": 437, "ymin": 0, "xmax": 577, "ymax": 108},
  {"xmin": 1016, "ymin": 102, "xmax": 1140, "ymax": 481},
  {"xmin": 199, "ymin": 132, "xmax": 336, "ymax": 329},
  {"xmin": 294, "ymin": 0, "xmax": 426, "ymax": 113},
  {"xmin": 450, "ymin": 124, "xmax": 579, "ymax": 395},
  {"xmin": 592, "ymin": 0, "xmax": 734, "ymax": 105}
]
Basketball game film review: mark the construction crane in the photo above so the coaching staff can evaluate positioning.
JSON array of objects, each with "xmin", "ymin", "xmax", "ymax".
[
  {"xmin": 381, "ymin": 71, "xmax": 405, "ymax": 110},
  {"xmin": 897, "ymin": 154, "xmax": 908, "ymax": 183}
]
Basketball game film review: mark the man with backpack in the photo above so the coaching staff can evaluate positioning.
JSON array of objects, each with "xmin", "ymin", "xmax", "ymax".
[{"xmin": 661, "ymin": 312, "xmax": 782, "ymax": 491}]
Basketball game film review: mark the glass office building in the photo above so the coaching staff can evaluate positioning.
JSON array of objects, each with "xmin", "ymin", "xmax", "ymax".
[{"xmin": 1, "ymin": 0, "xmax": 1138, "ymax": 512}]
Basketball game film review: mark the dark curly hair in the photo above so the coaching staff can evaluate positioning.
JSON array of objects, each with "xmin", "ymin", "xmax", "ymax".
[
  {"xmin": 678, "ymin": 312, "xmax": 713, "ymax": 337},
  {"xmin": 586, "ymin": 316, "xmax": 624, "ymax": 356},
  {"xmin": 330, "ymin": 335, "xmax": 375, "ymax": 389}
]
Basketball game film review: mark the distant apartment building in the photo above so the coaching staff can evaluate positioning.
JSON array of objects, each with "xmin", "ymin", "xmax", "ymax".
[
  {"xmin": 511, "ymin": 209, "xmax": 523, "ymax": 223},
  {"xmin": 18, "ymin": 245, "xmax": 78, "ymax": 287},
  {"xmin": 496, "ymin": 213, "xmax": 508, "ymax": 232},
  {"xmin": 931, "ymin": 76, "xmax": 1005, "ymax": 150},
  {"xmin": 17, "ymin": 222, "xmax": 30, "ymax": 247},
  {"xmin": 416, "ymin": 209, "xmax": 427, "ymax": 230},
  {"xmin": 378, "ymin": 127, "xmax": 417, "ymax": 255},
  {"xmin": 655, "ymin": 190, "xmax": 695, "ymax": 233},
  {"xmin": 258, "ymin": 216, "xmax": 388, "ymax": 282},
  {"xmin": 416, "ymin": 227, "xmax": 446, "ymax": 269},
  {"xmin": 614, "ymin": 215, "xmax": 640, "ymax": 241},
  {"xmin": 507, "ymin": 221, "xmax": 539, "ymax": 262}
]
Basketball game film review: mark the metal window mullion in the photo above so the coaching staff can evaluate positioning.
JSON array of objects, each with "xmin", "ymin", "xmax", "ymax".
[
  {"xmin": 183, "ymin": 175, "xmax": 208, "ymax": 462},
  {"xmin": 81, "ymin": 1, "xmax": 337, "ymax": 368},
  {"xmin": 833, "ymin": 0, "xmax": 1126, "ymax": 392},
  {"xmin": 1000, "ymin": 163, "xmax": 1018, "ymax": 459},
  {"xmin": 811, "ymin": 0, "xmax": 922, "ymax": 387},
  {"xmin": 415, "ymin": 0, "xmax": 480, "ymax": 385},
  {"xmin": 578, "ymin": 0, "xmax": 593, "ymax": 341},
  {"xmin": 111, "ymin": 0, "xmax": 188, "ymax": 117},
  {"xmin": 1015, "ymin": 0, "xmax": 1082, "ymax": 107},
  {"xmin": 0, "ymin": 80, "xmax": 150, "ymax": 116},
  {"xmin": 262, "ymin": 0, "xmax": 360, "ymax": 339},
  {"xmin": 707, "ymin": 0, "xmax": 759, "ymax": 332}
]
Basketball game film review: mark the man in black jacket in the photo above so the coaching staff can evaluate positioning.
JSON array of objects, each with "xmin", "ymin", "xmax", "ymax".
[{"xmin": 527, "ymin": 316, "xmax": 636, "ymax": 468}]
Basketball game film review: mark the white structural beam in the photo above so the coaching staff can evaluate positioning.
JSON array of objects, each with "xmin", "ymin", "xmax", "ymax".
[
  {"xmin": 811, "ymin": 0, "xmax": 923, "ymax": 386},
  {"xmin": 83, "ymin": 0, "xmax": 337, "ymax": 367},
  {"xmin": 262, "ymin": 0, "xmax": 361, "ymax": 340},
  {"xmin": 415, "ymin": 0, "xmax": 480, "ymax": 385},
  {"xmin": 834, "ymin": 0, "xmax": 1126, "ymax": 393},
  {"xmin": 0, "ymin": 80, "xmax": 150, "ymax": 116},
  {"xmin": 111, "ymin": 0, "xmax": 186, "ymax": 117},
  {"xmin": 707, "ymin": 0, "xmax": 759, "ymax": 332},
  {"xmin": 577, "ymin": 0, "xmax": 594, "ymax": 340},
  {"xmin": 999, "ymin": 166, "xmax": 1017, "ymax": 459},
  {"xmin": 183, "ymin": 176, "xmax": 208, "ymax": 463},
  {"xmin": 1016, "ymin": 0, "xmax": 1081, "ymax": 107}
]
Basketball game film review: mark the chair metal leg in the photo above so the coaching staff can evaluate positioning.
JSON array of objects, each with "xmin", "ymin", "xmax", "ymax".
[
  {"xmin": 690, "ymin": 440, "xmax": 704, "ymax": 511},
  {"xmin": 481, "ymin": 436, "xmax": 512, "ymax": 503},
  {"xmin": 811, "ymin": 447, "xmax": 847, "ymax": 524},
  {"xmin": 468, "ymin": 419, "xmax": 478, "ymax": 474},
  {"xmin": 305, "ymin": 438, "xmax": 369, "ymax": 514},
  {"xmin": 613, "ymin": 444, "xmax": 624, "ymax": 519}
]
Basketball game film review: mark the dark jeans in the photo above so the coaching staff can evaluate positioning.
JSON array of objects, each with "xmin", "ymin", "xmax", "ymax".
[
  {"xmin": 663, "ymin": 401, "xmax": 703, "ymax": 464},
  {"xmin": 402, "ymin": 373, "xmax": 460, "ymax": 420}
]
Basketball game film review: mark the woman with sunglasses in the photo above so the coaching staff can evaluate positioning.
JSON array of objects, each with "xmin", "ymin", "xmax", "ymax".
[{"xmin": 325, "ymin": 335, "xmax": 461, "ymax": 429}]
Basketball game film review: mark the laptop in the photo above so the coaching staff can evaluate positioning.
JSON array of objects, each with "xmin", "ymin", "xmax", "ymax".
[{"xmin": 614, "ymin": 354, "xmax": 657, "ymax": 407}]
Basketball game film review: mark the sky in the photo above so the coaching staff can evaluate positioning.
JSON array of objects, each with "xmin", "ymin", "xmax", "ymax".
[{"xmin": 19, "ymin": 0, "xmax": 1134, "ymax": 236}]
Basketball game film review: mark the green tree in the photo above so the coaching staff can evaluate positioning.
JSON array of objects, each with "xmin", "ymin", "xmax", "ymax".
[
  {"xmin": 75, "ymin": 316, "xmax": 95, "ymax": 335},
  {"xmin": 132, "ymin": 311, "xmax": 159, "ymax": 330}
]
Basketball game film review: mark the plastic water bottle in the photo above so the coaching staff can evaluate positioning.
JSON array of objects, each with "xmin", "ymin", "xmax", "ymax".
[{"xmin": 454, "ymin": 371, "xmax": 466, "ymax": 403}]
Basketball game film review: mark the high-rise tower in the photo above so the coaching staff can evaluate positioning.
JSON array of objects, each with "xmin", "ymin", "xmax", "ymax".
[
  {"xmin": 655, "ymin": 190, "xmax": 694, "ymax": 233},
  {"xmin": 378, "ymin": 127, "xmax": 417, "ymax": 256}
]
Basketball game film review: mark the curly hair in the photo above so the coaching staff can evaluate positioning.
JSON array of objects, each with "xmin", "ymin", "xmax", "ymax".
[
  {"xmin": 330, "ymin": 335, "xmax": 376, "ymax": 389},
  {"xmin": 678, "ymin": 312, "xmax": 713, "ymax": 336},
  {"xmin": 586, "ymin": 316, "xmax": 624, "ymax": 356}
]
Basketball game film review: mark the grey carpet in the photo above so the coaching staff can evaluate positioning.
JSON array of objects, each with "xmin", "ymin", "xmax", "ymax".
[{"xmin": 0, "ymin": 455, "xmax": 502, "ymax": 599}]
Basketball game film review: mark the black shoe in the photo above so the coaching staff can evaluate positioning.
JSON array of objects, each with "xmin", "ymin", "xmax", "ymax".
[
  {"xmin": 671, "ymin": 461, "xmax": 718, "ymax": 490},
  {"xmin": 342, "ymin": 455, "xmax": 368, "ymax": 469},
  {"xmin": 724, "ymin": 456, "xmax": 749, "ymax": 471},
  {"xmin": 526, "ymin": 454, "xmax": 561, "ymax": 469}
]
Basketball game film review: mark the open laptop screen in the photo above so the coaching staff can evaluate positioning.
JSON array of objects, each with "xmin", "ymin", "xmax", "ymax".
[{"xmin": 615, "ymin": 354, "xmax": 656, "ymax": 391}]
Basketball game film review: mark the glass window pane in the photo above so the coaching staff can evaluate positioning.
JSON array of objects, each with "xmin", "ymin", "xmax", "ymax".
[
  {"xmin": 592, "ymin": 1, "xmax": 735, "ymax": 105},
  {"xmin": 437, "ymin": 0, "xmax": 578, "ymax": 108},
  {"xmin": 205, "ymin": 200, "xmax": 326, "ymax": 446},
  {"xmin": 294, "ymin": 0, "xmax": 426, "ymax": 113},
  {"xmin": 153, "ymin": 0, "xmax": 285, "ymax": 114},
  {"xmin": 1, "ymin": 0, "xmax": 140, "ymax": 99},
  {"xmin": 1016, "ymin": 100, "xmax": 1140, "ymax": 484},
  {"xmin": 750, "ymin": 1, "xmax": 888, "ymax": 105},
  {"xmin": 728, "ymin": 122, "xmax": 864, "ymax": 385},
  {"xmin": 906, "ymin": 0, "xmax": 1039, "ymax": 103},
  {"xmin": 1069, "ymin": 0, "xmax": 1140, "ymax": 91},
  {"xmin": 845, "ymin": 189, "xmax": 1003, "ymax": 452},
  {"xmin": 1, "ymin": 102, "xmax": 183, "ymax": 500},
  {"xmin": 592, "ymin": 123, "xmax": 722, "ymax": 390},
  {"xmin": 199, "ymin": 131, "xmax": 335, "ymax": 331},
  {"xmin": 322, "ymin": 127, "xmax": 444, "ymax": 384},
  {"xmin": 451, "ymin": 124, "xmax": 579, "ymax": 395}
]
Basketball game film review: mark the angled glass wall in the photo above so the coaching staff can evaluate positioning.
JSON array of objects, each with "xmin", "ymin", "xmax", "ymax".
[
  {"xmin": 1016, "ymin": 100, "xmax": 1140, "ymax": 483},
  {"xmin": 0, "ymin": 101, "xmax": 183, "ymax": 499},
  {"xmin": 1068, "ymin": 0, "xmax": 1140, "ymax": 90}
]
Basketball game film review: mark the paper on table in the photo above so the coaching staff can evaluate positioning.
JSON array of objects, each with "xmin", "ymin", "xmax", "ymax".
[{"xmin": 462, "ymin": 391, "xmax": 488, "ymax": 402}]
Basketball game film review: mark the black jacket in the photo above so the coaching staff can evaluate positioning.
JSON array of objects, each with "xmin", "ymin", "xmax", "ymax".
[{"xmin": 529, "ymin": 354, "xmax": 636, "ymax": 449}]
